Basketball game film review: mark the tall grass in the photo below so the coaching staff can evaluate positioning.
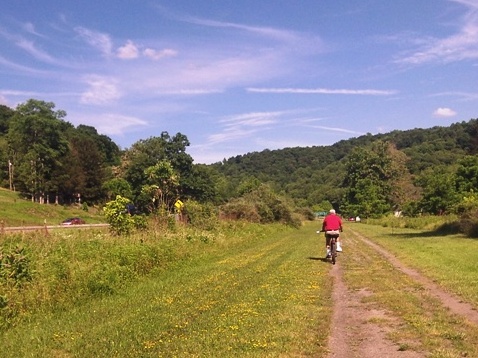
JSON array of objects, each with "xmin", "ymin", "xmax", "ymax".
[
  {"xmin": 363, "ymin": 214, "xmax": 459, "ymax": 231},
  {"xmin": 0, "ymin": 221, "xmax": 333, "ymax": 357}
]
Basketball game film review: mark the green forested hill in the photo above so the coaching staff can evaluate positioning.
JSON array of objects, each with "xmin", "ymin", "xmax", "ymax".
[{"xmin": 212, "ymin": 118, "xmax": 478, "ymax": 213}]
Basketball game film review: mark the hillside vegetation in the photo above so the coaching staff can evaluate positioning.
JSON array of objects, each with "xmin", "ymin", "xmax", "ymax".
[{"xmin": 1, "ymin": 100, "xmax": 478, "ymax": 232}]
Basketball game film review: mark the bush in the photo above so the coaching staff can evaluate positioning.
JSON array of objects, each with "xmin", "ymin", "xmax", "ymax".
[
  {"xmin": 103, "ymin": 195, "xmax": 138, "ymax": 235},
  {"xmin": 458, "ymin": 209, "xmax": 478, "ymax": 238},
  {"xmin": 0, "ymin": 245, "xmax": 32, "ymax": 287},
  {"xmin": 219, "ymin": 185, "xmax": 301, "ymax": 227},
  {"xmin": 183, "ymin": 201, "xmax": 219, "ymax": 230}
]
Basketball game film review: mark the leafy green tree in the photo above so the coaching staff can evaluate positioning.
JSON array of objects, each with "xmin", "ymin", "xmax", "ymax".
[
  {"xmin": 120, "ymin": 132, "xmax": 193, "ymax": 201},
  {"xmin": 455, "ymin": 155, "xmax": 478, "ymax": 193},
  {"xmin": 0, "ymin": 104, "xmax": 14, "ymax": 135},
  {"xmin": 181, "ymin": 164, "xmax": 222, "ymax": 203},
  {"xmin": 76, "ymin": 125, "xmax": 121, "ymax": 166},
  {"xmin": 102, "ymin": 178, "xmax": 133, "ymax": 201},
  {"xmin": 417, "ymin": 167, "xmax": 459, "ymax": 214},
  {"xmin": 341, "ymin": 141, "xmax": 394, "ymax": 217},
  {"xmin": 7, "ymin": 99, "xmax": 69, "ymax": 202},
  {"xmin": 140, "ymin": 160, "xmax": 179, "ymax": 213}
]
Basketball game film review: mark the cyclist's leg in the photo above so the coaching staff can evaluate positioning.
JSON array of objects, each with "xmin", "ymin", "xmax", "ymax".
[
  {"xmin": 325, "ymin": 234, "xmax": 332, "ymax": 257},
  {"xmin": 336, "ymin": 235, "xmax": 342, "ymax": 252}
]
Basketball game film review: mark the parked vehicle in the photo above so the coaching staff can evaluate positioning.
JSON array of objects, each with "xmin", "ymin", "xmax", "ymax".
[{"xmin": 61, "ymin": 217, "xmax": 85, "ymax": 225}]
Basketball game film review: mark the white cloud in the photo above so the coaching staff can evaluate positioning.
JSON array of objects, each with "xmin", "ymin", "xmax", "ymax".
[
  {"xmin": 22, "ymin": 22, "xmax": 45, "ymax": 37},
  {"xmin": 16, "ymin": 38, "xmax": 57, "ymax": 64},
  {"xmin": 221, "ymin": 111, "xmax": 283, "ymax": 127},
  {"xmin": 143, "ymin": 48, "xmax": 178, "ymax": 60},
  {"xmin": 75, "ymin": 27, "xmax": 112, "ymax": 56},
  {"xmin": 397, "ymin": 0, "xmax": 478, "ymax": 64},
  {"xmin": 73, "ymin": 113, "xmax": 149, "ymax": 138},
  {"xmin": 308, "ymin": 125, "xmax": 365, "ymax": 135},
  {"xmin": 80, "ymin": 75, "xmax": 121, "ymax": 104},
  {"xmin": 117, "ymin": 40, "xmax": 139, "ymax": 59},
  {"xmin": 247, "ymin": 88, "xmax": 397, "ymax": 95},
  {"xmin": 433, "ymin": 107, "xmax": 457, "ymax": 117}
]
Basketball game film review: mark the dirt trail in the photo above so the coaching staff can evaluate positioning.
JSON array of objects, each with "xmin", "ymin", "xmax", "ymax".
[{"xmin": 326, "ymin": 229, "xmax": 478, "ymax": 358}]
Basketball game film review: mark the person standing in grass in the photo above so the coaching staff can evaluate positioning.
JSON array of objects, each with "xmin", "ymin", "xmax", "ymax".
[{"xmin": 322, "ymin": 209, "xmax": 343, "ymax": 257}]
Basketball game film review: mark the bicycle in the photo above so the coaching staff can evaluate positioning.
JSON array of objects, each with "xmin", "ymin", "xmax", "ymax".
[
  {"xmin": 318, "ymin": 230, "xmax": 339, "ymax": 265},
  {"xmin": 327, "ymin": 233, "xmax": 338, "ymax": 265}
]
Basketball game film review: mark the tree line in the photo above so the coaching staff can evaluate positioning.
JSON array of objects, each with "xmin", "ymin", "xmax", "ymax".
[{"xmin": 1, "ymin": 99, "xmax": 478, "ymax": 229}]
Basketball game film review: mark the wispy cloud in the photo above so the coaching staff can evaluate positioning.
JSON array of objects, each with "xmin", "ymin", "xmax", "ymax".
[
  {"xmin": 184, "ymin": 16, "xmax": 303, "ymax": 43},
  {"xmin": 220, "ymin": 111, "xmax": 282, "ymax": 126},
  {"xmin": 115, "ymin": 39, "xmax": 178, "ymax": 60},
  {"xmin": 22, "ymin": 22, "xmax": 46, "ymax": 38},
  {"xmin": 247, "ymin": 87, "xmax": 397, "ymax": 95},
  {"xmin": 206, "ymin": 111, "xmax": 284, "ymax": 145},
  {"xmin": 75, "ymin": 113, "xmax": 149, "ymax": 137},
  {"xmin": 397, "ymin": 0, "xmax": 478, "ymax": 64},
  {"xmin": 80, "ymin": 75, "xmax": 121, "ymax": 104},
  {"xmin": 307, "ymin": 125, "xmax": 365, "ymax": 135},
  {"xmin": 0, "ymin": 55, "xmax": 51, "ymax": 75},
  {"xmin": 143, "ymin": 48, "xmax": 178, "ymax": 60},
  {"xmin": 16, "ymin": 38, "xmax": 57, "ymax": 63},
  {"xmin": 75, "ymin": 27, "xmax": 113, "ymax": 56},
  {"xmin": 430, "ymin": 91, "xmax": 478, "ymax": 101}
]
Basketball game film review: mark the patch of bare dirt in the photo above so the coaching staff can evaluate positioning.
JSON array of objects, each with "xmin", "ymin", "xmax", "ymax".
[
  {"xmin": 327, "ymin": 263, "xmax": 423, "ymax": 358},
  {"xmin": 326, "ymin": 230, "xmax": 478, "ymax": 358}
]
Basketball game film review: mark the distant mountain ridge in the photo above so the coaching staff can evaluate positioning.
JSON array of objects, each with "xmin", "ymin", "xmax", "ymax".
[{"xmin": 211, "ymin": 118, "xmax": 478, "ymax": 207}]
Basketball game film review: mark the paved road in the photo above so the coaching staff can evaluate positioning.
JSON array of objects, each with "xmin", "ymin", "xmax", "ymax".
[{"xmin": 1, "ymin": 223, "xmax": 109, "ymax": 233}]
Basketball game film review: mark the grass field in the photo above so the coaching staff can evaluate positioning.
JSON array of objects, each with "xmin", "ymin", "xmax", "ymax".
[
  {"xmin": 2, "ymin": 199, "xmax": 478, "ymax": 357},
  {"xmin": 0, "ymin": 223, "xmax": 333, "ymax": 357},
  {"xmin": 350, "ymin": 223, "xmax": 478, "ymax": 307},
  {"xmin": 0, "ymin": 187, "xmax": 104, "ymax": 227}
]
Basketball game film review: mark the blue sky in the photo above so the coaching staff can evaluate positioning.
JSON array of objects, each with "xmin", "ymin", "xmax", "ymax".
[{"xmin": 1, "ymin": 1, "xmax": 477, "ymax": 164}]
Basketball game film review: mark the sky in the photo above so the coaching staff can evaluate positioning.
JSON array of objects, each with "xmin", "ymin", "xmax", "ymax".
[{"xmin": 1, "ymin": 1, "xmax": 477, "ymax": 164}]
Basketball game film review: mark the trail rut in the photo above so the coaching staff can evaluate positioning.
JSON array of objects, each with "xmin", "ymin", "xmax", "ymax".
[{"xmin": 326, "ymin": 228, "xmax": 478, "ymax": 358}]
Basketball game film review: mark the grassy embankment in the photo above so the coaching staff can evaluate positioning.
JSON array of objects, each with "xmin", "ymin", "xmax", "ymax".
[
  {"xmin": 0, "ymin": 187, "xmax": 104, "ymax": 227},
  {"xmin": 2, "ymin": 189, "xmax": 478, "ymax": 357},
  {"xmin": 0, "ymin": 222, "xmax": 333, "ymax": 357}
]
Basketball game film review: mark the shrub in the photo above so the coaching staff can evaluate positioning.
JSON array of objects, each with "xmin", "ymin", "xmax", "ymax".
[
  {"xmin": 103, "ymin": 195, "xmax": 137, "ymax": 235},
  {"xmin": 0, "ymin": 245, "xmax": 32, "ymax": 287},
  {"xmin": 458, "ymin": 208, "xmax": 478, "ymax": 238},
  {"xmin": 183, "ymin": 200, "xmax": 219, "ymax": 230}
]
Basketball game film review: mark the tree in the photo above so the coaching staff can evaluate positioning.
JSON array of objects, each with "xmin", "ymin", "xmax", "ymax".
[
  {"xmin": 341, "ymin": 141, "xmax": 395, "ymax": 217},
  {"xmin": 102, "ymin": 178, "xmax": 133, "ymax": 201},
  {"xmin": 455, "ymin": 155, "xmax": 478, "ymax": 193},
  {"xmin": 181, "ymin": 164, "xmax": 223, "ymax": 203},
  {"xmin": 7, "ymin": 99, "xmax": 69, "ymax": 202},
  {"xmin": 140, "ymin": 160, "xmax": 180, "ymax": 213},
  {"xmin": 417, "ymin": 167, "xmax": 459, "ymax": 214},
  {"xmin": 0, "ymin": 104, "xmax": 14, "ymax": 135},
  {"xmin": 120, "ymin": 132, "xmax": 193, "ymax": 201}
]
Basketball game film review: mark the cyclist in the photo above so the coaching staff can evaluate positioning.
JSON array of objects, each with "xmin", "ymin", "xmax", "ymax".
[{"xmin": 322, "ymin": 209, "xmax": 343, "ymax": 257}]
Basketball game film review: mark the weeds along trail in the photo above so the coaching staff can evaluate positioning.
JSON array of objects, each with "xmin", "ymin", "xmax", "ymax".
[
  {"xmin": 328, "ymin": 227, "xmax": 478, "ymax": 357},
  {"xmin": 0, "ymin": 224, "xmax": 333, "ymax": 357}
]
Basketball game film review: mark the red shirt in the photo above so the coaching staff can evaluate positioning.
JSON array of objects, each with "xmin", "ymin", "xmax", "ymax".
[{"xmin": 322, "ymin": 214, "xmax": 342, "ymax": 231}]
